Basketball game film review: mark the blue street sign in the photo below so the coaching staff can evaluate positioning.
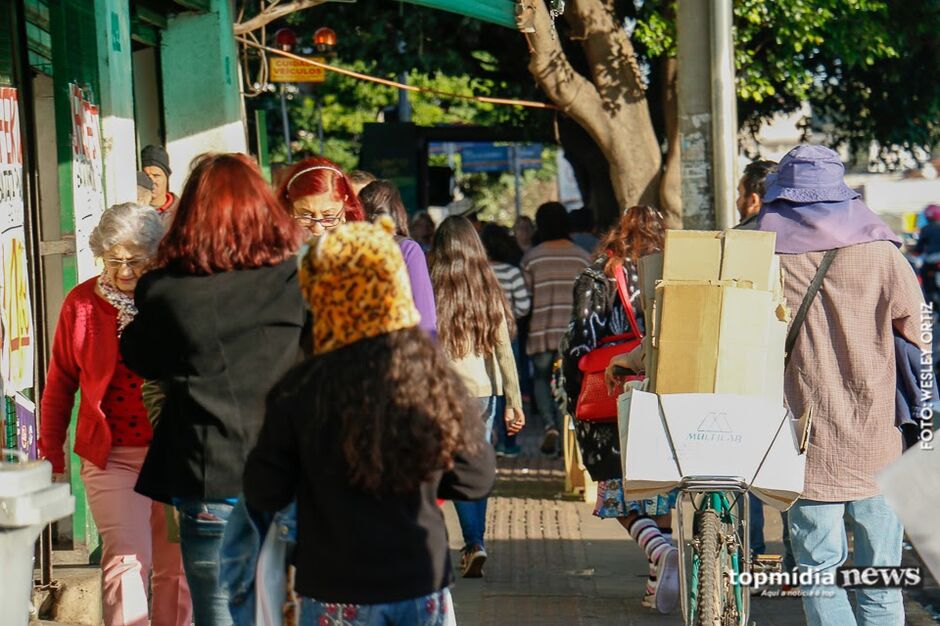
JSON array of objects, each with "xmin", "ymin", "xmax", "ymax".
[
  {"xmin": 517, "ymin": 144, "xmax": 543, "ymax": 169},
  {"xmin": 454, "ymin": 143, "xmax": 544, "ymax": 173},
  {"xmin": 461, "ymin": 144, "xmax": 511, "ymax": 172}
]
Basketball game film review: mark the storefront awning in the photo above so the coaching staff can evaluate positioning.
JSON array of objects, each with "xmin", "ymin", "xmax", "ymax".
[{"xmin": 398, "ymin": 0, "xmax": 516, "ymax": 29}]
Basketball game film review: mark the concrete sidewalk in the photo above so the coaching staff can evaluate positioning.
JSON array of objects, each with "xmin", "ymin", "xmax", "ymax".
[{"xmin": 445, "ymin": 431, "xmax": 937, "ymax": 625}]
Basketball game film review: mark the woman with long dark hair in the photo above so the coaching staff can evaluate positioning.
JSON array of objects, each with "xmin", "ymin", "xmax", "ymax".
[
  {"xmin": 359, "ymin": 179, "xmax": 437, "ymax": 338},
  {"xmin": 244, "ymin": 218, "xmax": 495, "ymax": 624},
  {"xmin": 559, "ymin": 205, "xmax": 679, "ymax": 615},
  {"xmin": 120, "ymin": 153, "xmax": 305, "ymax": 625},
  {"xmin": 430, "ymin": 216, "xmax": 525, "ymax": 578},
  {"xmin": 480, "ymin": 223, "xmax": 530, "ymax": 458}
]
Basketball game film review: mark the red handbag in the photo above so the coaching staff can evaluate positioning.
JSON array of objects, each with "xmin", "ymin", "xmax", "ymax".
[{"xmin": 575, "ymin": 264, "xmax": 643, "ymax": 423}]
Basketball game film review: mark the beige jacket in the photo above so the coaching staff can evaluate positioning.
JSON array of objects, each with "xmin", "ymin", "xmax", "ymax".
[{"xmin": 447, "ymin": 317, "xmax": 522, "ymax": 409}]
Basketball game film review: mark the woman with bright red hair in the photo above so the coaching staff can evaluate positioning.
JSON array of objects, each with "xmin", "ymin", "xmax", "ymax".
[
  {"xmin": 120, "ymin": 153, "xmax": 306, "ymax": 625},
  {"xmin": 276, "ymin": 156, "xmax": 365, "ymax": 242}
]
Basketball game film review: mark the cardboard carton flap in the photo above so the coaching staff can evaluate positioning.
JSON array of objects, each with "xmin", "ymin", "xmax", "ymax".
[
  {"xmin": 663, "ymin": 231, "xmax": 722, "ymax": 281},
  {"xmin": 721, "ymin": 230, "xmax": 777, "ymax": 290}
]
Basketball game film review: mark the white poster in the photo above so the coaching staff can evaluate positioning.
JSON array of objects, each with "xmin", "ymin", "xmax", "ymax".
[
  {"xmin": 69, "ymin": 83, "xmax": 105, "ymax": 281},
  {"xmin": 0, "ymin": 87, "xmax": 34, "ymax": 393}
]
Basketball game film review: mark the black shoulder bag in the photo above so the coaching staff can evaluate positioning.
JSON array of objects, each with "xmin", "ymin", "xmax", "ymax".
[{"xmin": 785, "ymin": 249, "xmax": 838, "ymax": 367}]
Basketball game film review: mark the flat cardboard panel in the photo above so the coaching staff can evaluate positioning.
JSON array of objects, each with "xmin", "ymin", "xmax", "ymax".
[
  {"xmin": 637, "ymin": 252, "xmax": 663, "ymax": 322},
  {"xmin": 621, "ymin": 391, "xmax": 805, "ymax": 508},
  {"xmin": 763, "ymin": 319, "xmax": 787, "ymax": 405},
  {"xmin": 751, "ymin": 417, "xmax": 806, "ymax": 511},
  {"xmin": 662, "ymin": 231, "xmax": 722, "ymax": 281},
  {"xmin": 721, "ymin": 230, "xmax": 777, "ymax": 290},
  {"xmin": 619, "ymin": 389, "xmax": 681, "ymax": 495},
  {"xmin": 654, "ymin": 284, "xmax": 722, "ymax": 394},
  {"xmin": 714, "ymin": 288, "xmax": 774, "ymax": 395}
]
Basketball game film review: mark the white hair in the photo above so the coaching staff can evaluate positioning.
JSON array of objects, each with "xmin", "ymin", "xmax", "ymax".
[{"xmin": 89, "ymin": 202, "xmax": 165, "ymax": 259}]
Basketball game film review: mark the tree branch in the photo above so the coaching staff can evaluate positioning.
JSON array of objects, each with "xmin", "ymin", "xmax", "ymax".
[
  {"xmin": 517, "ymin": 0, "xmax": 610, "ymax": 150},
  {"xmin": 234, "ymin": 0, "xmax": 347, "ymax": 35},
  {"xmin": 565, "ymin": 0, "xmax": 645, "ymax": 108}
]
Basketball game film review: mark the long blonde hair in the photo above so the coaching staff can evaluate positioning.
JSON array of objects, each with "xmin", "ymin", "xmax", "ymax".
[{"xmin": 430, "ymin": 216, "xmax": 514, "ymax": 359}]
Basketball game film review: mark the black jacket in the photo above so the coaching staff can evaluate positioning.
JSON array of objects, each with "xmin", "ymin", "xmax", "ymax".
[
  {"xmin": 244, "ymin": 359, "xmax": 497, "ymax": 604},
  {"xmin": 121, "ymin": 259, "xmax": 305, "ymax": 503}
]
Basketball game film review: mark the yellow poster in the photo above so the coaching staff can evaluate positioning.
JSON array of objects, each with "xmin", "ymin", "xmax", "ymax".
[{"xmin": 0, "ymin": 86, "xmax": 34, "ymax": 393}]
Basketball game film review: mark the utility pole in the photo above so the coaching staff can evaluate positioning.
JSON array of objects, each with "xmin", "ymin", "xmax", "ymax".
[
  {"xmin": 280, "ymin": 84, "xmax": 293, "ymax": 163},
  {"xmin": 677, "ymin": 0, "xmax": 737, "ymax": 230},
  {"xmin": 512, "ymin": 145, "xmax": 522, "ymax": 218},
  {"xmin": 317, "ymin": 97, "xmax": 324, "ymax": 154}
]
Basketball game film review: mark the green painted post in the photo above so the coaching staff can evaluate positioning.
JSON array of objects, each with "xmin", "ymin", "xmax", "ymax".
[
  {"xmin": 255, "ymin": 109, "xmax": 271, "ymax": 182},
  {"xmin": 49, "ymin": 0, "xmax": 100, "ymax": 555}
]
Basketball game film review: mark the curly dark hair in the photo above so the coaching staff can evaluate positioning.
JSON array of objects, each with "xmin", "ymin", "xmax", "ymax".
[{"xmin": 297, "ymin": 327, "xmax": 482, "ymax": 495}]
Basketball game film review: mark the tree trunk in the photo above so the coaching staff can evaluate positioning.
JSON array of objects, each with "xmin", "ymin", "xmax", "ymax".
[
  {"xmin": 659, "ymin": 56, "xmax": 683, "ymax": 228},
  {"xmin": 557, "ymin": 115, "xmax": 619, "ymax": 229},
  {"xmin": 518, "ymin": 0, "xmax": 662, "ymax": 216}
]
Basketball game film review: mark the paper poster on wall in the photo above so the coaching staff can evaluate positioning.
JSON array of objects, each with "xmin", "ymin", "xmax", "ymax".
[
  {"xmin": 69, "ymin": 83, "xmax": 105, "ymax": 282},
  {"xmin": 0, "ymin": 86, "xmax": 34, "ymax": 394},
  {"xmin": 14, "ymin": 392, "xmax": 36, "ymax": 459}
]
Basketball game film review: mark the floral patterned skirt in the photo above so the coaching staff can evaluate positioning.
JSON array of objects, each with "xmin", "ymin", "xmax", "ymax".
[{"xmin": 593, "ymin": 480, "xmax": 677, "ymax": 519}]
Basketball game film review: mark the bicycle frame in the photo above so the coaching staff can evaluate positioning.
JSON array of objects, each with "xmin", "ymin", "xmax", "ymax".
[{"xmin": 675, "ymin": 476, "xmax": 751, "ymax": 626}]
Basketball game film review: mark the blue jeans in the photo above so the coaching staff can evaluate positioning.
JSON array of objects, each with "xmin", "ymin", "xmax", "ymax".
[
  {"xmin": 454, "ymin": 397, "xmax": 497, "ymax": 548},
  {"xmin": 177, "ymin": 500, "xmax": 236, "ymax": 626},
  {"xmin": 749, "ymin": 493, "xmax": 766, "ymax": 555},
  {"xmin": 749, "ymin": 495, "xmax": 796, "ymax": 571},
  {"xmin": 299, "ymin": 588, "xmax": 454, "ymax": 626},
  {"xmin": 788, "ymin": 496, "xmax": 904, "ymax": 626},
  {"xmin": 531, "ymin": 351, "xmax": 560, "ymax": 432}
]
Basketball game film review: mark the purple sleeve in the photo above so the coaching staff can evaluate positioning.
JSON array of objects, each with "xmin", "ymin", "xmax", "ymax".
[{"xmin": 399, "ymin": 239, "xmax": 438, "ymax": 339}]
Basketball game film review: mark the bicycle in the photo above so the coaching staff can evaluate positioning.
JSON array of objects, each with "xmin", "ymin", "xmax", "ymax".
[{"xmin": 613, "ymin": 368, "xmax": 791, "ymax": 625}]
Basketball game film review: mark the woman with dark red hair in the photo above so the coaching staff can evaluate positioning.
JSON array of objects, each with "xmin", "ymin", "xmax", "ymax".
[
  {"xmin": 120, "ymin": 153, "xmax": 306, "ymax": 625},
  {"xmin": 276, "ymin": 156, "xmax": 365, "ymax": 243},
  {"xmin": 559, "ymin": 205, "xmax": 679, "ymax": 615}
]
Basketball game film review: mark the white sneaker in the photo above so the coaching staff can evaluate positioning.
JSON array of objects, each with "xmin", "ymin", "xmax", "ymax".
[{"xmin": 654, "ymin": 547, "xmax": 680, "ymax": 614}]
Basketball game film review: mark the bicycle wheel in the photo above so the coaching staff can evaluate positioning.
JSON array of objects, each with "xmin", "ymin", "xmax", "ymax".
[{"xmin": 694, "ymin": 508, "xmax": 722, "ymax": 626}]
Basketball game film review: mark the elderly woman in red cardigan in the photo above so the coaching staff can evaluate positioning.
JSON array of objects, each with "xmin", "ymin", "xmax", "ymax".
[{"xmin": 39, "ymin": 203, "xmax": 191, "ymax": 626}]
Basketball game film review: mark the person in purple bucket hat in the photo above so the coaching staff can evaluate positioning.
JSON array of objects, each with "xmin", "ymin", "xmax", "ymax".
[{"xmin": 757, "ymin": 144, "xmax": 927, "ymax": 626}]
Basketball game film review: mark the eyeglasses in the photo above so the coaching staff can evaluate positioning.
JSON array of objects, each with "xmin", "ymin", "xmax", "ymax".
[
  {"xmin": 105, "ymin": 257, "xmax": 148, "ymax": 271},
  {"xmin": 293, "ymin": 212, "xmax": 344, "ymax": 228}
]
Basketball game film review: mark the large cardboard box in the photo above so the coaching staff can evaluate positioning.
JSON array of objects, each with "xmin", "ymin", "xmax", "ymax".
[
  {"xmin": 641, "ymin": 229, "xmax": 787, "ymax": 401},
  {"xmin": 653, "ymin": 282, "xmax": 785, "ymax": 402},
  {"xmin": 618, "ymin": 390, "xmax": 805, "ymax": 510}
]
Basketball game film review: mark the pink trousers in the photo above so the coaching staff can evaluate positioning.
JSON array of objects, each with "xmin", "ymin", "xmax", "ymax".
[{"xmin": 81, "ymin": 446, "xmax": 192, "ymax": 626}]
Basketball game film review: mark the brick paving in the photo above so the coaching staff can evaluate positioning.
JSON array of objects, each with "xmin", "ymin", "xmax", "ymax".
[{"xmin": 444, "ymin": 428, "xmax": 938, "ymax": 625}]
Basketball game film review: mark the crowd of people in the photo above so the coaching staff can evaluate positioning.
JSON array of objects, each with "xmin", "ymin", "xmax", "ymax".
[{"xmin": 35, "ymin": 143, "xmax": 928, "ymax": 626}]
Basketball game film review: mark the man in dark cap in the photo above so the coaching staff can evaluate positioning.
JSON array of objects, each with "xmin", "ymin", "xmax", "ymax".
[
  {"xmin": 136, "ymin": 171, "xmax": 154, "ymax": 206},
  {"xmin": 141, "ymin": 145, "xmax": 177, "ymax": 224}
]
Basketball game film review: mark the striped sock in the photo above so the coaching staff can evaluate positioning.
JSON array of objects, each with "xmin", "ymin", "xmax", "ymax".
[
  {"xmin": 660, "ymin": 527, "xmax": 674, "ymax": 547},
  {"xmin": 629, "ymin": 517, "xmax": 672, "ymax": 565}
]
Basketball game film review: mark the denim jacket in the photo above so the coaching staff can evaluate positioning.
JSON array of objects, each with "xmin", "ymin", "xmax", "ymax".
[{"xmin": 220, "ymin": 499, "xmax": 297, "ymax": 626}]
